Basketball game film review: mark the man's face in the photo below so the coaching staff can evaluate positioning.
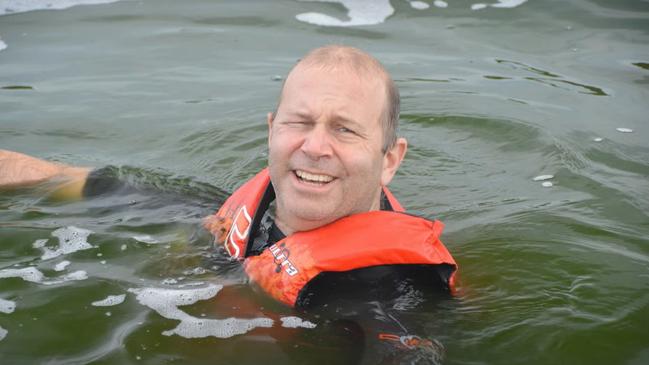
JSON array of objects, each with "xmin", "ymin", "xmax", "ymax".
[{"xmin": 268, "ymin": 65, "xmax": 398, "ymax": 233}]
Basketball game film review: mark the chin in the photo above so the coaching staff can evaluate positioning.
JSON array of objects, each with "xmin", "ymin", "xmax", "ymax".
[{"xmin": 291, "ymin": 208, "xmax": 340, "ymax": 229}]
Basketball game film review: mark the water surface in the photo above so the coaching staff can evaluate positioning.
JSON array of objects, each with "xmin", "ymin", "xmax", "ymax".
[{"xmin": 1, "ymin": 0, "xmax": 648, "ymax": 364}]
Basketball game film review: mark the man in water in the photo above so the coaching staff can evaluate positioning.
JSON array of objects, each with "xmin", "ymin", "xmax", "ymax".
[
  {"xmin": 1, "ymin": 45, "xmax": 407, "ymax": 228},
  {"xmin": 1, "ymin": 45, "xmax": 454, "ymax": 363}
]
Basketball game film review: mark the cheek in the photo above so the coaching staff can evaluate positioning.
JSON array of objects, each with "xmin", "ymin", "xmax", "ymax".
[
  {"xmin": 341, "ymin": 149, "xmax": 384, "ymax": 180},
  {"xmin": 269, "ymin": 131, "xmax": 298, "ymax": 160}
]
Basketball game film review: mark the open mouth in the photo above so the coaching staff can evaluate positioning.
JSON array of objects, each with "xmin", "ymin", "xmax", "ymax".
[{"xmin": 293, "ymin": 169, "xmax": 335, "ymax": 185}]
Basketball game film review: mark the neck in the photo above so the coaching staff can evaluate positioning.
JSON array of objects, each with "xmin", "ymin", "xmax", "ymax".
[{"xmin": 274, "ymin": 197, "xmax": 381, "ymax": 236}]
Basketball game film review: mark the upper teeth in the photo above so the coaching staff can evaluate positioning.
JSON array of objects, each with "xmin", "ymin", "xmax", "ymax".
[{"xmin": 296, "ymin": 170, "xmax": 334, "ymax": 183}]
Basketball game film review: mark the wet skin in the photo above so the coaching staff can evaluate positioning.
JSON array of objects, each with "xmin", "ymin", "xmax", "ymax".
[{"xmin": 267, "ymin": 65, "xmax": 407, "ymax": 235}]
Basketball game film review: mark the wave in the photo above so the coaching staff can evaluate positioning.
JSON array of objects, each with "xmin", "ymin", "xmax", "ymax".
[
  {"xmin": 0, "ymin": 0, "xmax": 120, "ymax": 16},
  {"xmin": 296, "ymin": 0, "xmax": 530, "ymax": 27}
]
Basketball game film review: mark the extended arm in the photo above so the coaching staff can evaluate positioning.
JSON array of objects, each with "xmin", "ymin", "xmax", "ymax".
[{"xmin": 0, "ymin": 149, "xmax": 90, "ymax": 199}]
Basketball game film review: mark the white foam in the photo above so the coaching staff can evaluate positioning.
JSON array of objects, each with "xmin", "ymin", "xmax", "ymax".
[
  {"xmin": 533, "ymin": 174, "xmax": 554, "ymax": 181},
  {"xmin": 296, "ymin": 0, "xmax": 394, "ymax": 27},
  {"xmin": 593, "ymin": 137, "xmax": 603, "ymax": 142},
  {"xmin": 0, "ymin": 267, "xmax": 87, "ymax": 285},
  {"xmin": 433, "ymin": 1, "xmax": 448, "ymax": 8},
  {"xmin": 50, "ymin": 270, "xmax": 88, "ymax": 284},
  {"xmin": 542, "ymin": 181, "xmax": 553, "ymax": 188},
  {"xmin": 129, "ymin": 285, "xmax": 273, "ymax": 338},
  {"xmin": 162, "ymin": 316, "xmax": 274, "ymax": 338},
  {"xmin": 133, "ymin": 235, "xmax": 160, "ymax": 244},
  {"xmin": 54, "ymin": 260, "xmax": 71, "ymax": 272},
  {"xmin": 178, "ymin": 281, "xmax": 205, "ymax": 288},
  {"xmin": 0, "ymin": 298, "xmax": 16, "ymax": 314},
  {"xmin": 120, "ymin": 244, "xmax": 127, "ymax": 251},
  {"xmin": 0, "ymin": 267, "xmax": 45, "ymax": 283},
  {"xmin": 183, "ymin": 267, "xmax": 206, "ymax": 276},
  {"xmin": 32, "ymin": 239, "xmax": 48, "ymax": 249},
  {"xmin": 472, "ymin": 0, "xmax": 527, "ymax": 10},
  {"xmin": 280, "ymin": 316, "xmax": 317, "ymax": 329},
  {"xmin": 491, "ymin": 0, "xmax": 528, "ymax": 8},
  {"xmin": 40, "ymin": 226, "xmax": 94, "ymax": 260},
  {"xmin": 0, "ymin": 0, "xmax": 121, "ymax": 16},
  {"xmin": 409, "ymin": 1, "xmax": 429, "ymax": 10},
  {"xmin": 0, "ymin": 326, "xmax": 7, "ymax": 341},
  {"xmin": 0, "ymin": 37, "xmax": 6, "ymax": 52},
  {"xmin": 616, "ymin": 128, "xmax": 633, "ymax": 133},
  {"xmin": 92, "ymin": 294, "xmax": 126, "ymax": 307}
]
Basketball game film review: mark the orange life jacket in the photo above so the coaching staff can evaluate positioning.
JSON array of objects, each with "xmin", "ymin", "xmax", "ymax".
[{"xmin": 210, "ymin": 168, "xmax": 458, "ymax": 307}]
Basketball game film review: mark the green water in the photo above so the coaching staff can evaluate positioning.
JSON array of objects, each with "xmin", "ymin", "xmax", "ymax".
[{"xmin": 1, "ymin": 0, "xmax": 648, "ymax": 364}]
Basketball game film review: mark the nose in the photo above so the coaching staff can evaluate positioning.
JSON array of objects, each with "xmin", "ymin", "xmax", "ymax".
[{"xmin": 300, "ymin": 125, "xmax": 333, "ymax": 159}]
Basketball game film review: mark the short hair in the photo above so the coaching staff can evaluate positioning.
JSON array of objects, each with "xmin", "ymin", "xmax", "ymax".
[{"xmin": 277, "ymin": 45, "xmax": 400, "ymax": 153}]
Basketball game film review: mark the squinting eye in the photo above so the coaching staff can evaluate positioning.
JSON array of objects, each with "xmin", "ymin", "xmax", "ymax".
[
  {"xmin": 337, "ymin": 127, "xmax": 356, "ymax": 134},
  {"xmin": 285, "ymin": 121, "xmax": 309, "ymax": 127}
]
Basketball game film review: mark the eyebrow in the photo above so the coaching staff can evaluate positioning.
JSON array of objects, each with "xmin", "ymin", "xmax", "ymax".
[{"xmin": 288, "ymin": 110, "xmax": 365, "ymax": 131}]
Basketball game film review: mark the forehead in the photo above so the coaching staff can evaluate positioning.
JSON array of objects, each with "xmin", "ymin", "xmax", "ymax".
[{"xmin": 279, "ymin": 65, "xmax": 387, "ymax": 116}]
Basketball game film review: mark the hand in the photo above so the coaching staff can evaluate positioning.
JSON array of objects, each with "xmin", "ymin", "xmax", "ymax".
[{"xmin": 203, "ymin": 214, "xmax": 232, "ymax": 244}]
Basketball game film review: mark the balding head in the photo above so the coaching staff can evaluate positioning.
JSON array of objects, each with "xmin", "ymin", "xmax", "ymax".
[{"xmin": 277, "ymin": 45, "xmax": 400, "ymax": 153}]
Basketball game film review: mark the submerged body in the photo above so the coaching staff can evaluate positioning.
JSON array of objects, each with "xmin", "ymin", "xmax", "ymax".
[{"xmin": 206, "ymin": 168, "xmax": 457, "ymax": 308}]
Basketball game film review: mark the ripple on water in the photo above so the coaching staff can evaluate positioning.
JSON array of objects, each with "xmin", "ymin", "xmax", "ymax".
[
  {"xmin": 0, "ymin": 0, "xmax": 122, "ymax": 16},
  {"xmin": 1, "ymin": 85, "xmax": 35, "ymax": 90},
  {"xmin": 492, "ymin": 59, "xmax": 608, "ymax": 96},
  {"xmin": 632, "ymin": 62, "xmax": 649, "ymax": 71}
]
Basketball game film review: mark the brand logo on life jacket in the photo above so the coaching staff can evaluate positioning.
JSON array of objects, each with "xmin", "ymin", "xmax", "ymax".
[
  {"xmin": 269, "ymin": 243, "xmax": 298, "ymax": 276},
  {"xmin": 225, "ymin": 205, "xmax": 252, "ymax": 259}
]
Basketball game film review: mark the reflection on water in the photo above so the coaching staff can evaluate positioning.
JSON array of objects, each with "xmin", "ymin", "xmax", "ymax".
[{"xmin": 1, "ymin": 0, "xmax": 649, "ymax": 364}]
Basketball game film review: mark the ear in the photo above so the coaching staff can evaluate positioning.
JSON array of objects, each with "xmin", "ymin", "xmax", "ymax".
[
  {"xmin": 267, "ymin": 112, "xmax": 274, "ymax": 146},
  {"xmin": 381, "ymin": 137, "xmax": 408, "ymax": 186}
]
